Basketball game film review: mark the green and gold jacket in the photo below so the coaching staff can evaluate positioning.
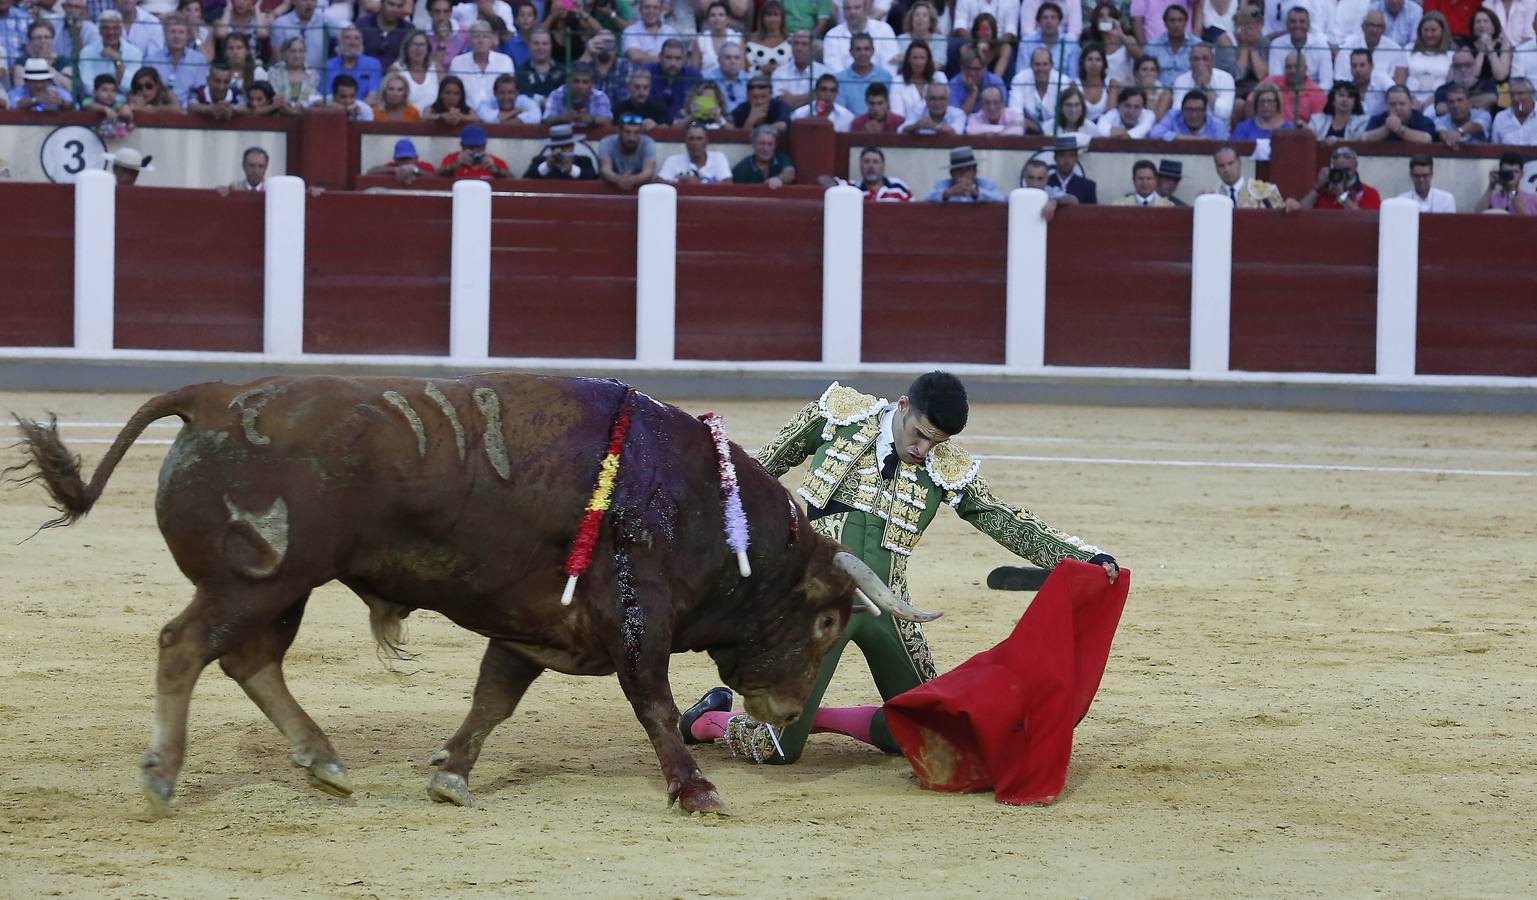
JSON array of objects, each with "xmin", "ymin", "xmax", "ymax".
[{"xmin": 752, "ymin": 382, "xmax": 1104, "ymax": 571}]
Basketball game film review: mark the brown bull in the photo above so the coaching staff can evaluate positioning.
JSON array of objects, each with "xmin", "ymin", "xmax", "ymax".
[{"xmin": 8, "ymin": 374, "xmax": 934, "ymax": 815}]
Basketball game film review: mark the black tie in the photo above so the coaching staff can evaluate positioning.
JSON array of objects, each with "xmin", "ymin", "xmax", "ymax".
[{"xmin": 881, "ymin": 451, "xmax": 899, "ymax": 480}]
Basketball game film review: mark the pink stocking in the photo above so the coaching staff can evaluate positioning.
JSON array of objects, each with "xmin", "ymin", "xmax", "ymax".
[
  {"xmin": 811, "ymin": 706, "xmax": 879, "ymax": 746},
  {"xmin": 689, "ymin": 710, "xmax": 736, "ymax": 742}
]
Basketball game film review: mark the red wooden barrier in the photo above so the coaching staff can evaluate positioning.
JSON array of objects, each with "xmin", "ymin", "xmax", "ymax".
[
  {"xmin": 1416, "ymin": 215, "xmax": 1537, "ymax": 377},
  {"xmin": 1045, "ymin": 206, "xmax": 1193, "ymax": 368},
  {"xmin": 862, "ymin": 202, "xmax": 1008, "ymax": 364},
  {"xmin": 1230, "ymin": 210, "xmax": 1378, "ymax": 373},
  {"xmin": 0, "ymin": 183, "xmax": 73, "ymax": 347},
  {"xmin": 303, "ymin": 192, "xmax": 453, "ymax": 354},
  {"xmin": 489, "ymin": 194, "xmax": 638, "ymax": 359},
  {"xmin": 676, "ymin": 195, "xmax": 823, "ymax": 360},
  {"xmin": 115, "ymin": 188, "xmax": 266, "ymax": 352}
]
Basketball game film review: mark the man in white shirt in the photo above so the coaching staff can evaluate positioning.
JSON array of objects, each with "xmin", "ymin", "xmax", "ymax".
[
  {"xmin": 657, "ymin": 121, "xmax": 734, "ymax": 183},
  {"xmin": 623, "ymin": 0, "xmax": 681, "ymax": 65},
  {"xmin": 115, "ymin": 0, "xmax": 164, "ymax": 55},
  {"xmin": 791, "ymin": 72, "xmax": 856, "ymax": 129},
  {"xmin": 1491, "ymin": 77, "xmax": 1537, "ymax": 144},
  {"xmin": 1267, "ymin": 6, "xmax": 1332, "ymax": 85},
  {"xmin": 1008, "ymin": 46, "xmax": 1075, "ymax": 126},
  {"xmin": 774, "ymin": 30, "xmax": 828, "ymax": 107},
  {"xmin": 822, "ymin": 0, "xmax": 898, "ymax": 77},
  {"xmin": 448, "ymin": 19, "xmax": 515, "ymax": 110},
  {"xmin": 1348, "ymin": 47, "xmax": 1397, "ymax": 116},
  {"xmin": 953, "ymin": 0, "xmax": 1021, "ymax": 40},
  {"xmin": 1398, "ymin": 155, "xmax": 1457, "ymax": 212},
  {"xmin": 1173, "ymin": 42, "xmax": 1235, "ymax": 124},
  {"xmin": 1095, "ymin": 84, "xmax": 1156, "ymax": 137},
  {"xmin": 1333, "ymin": 10, "xmax": 1408, "ymax": 83},
  {"xmin": 1263, "ymin": 0, "xmax": 1332, "ymax": 44}
]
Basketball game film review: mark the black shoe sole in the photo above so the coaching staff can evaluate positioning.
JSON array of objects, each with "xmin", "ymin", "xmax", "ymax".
[
  {"xmin": 986, "ymin": 566, "xmax": 1050, "ymax": 592},
  {"xmin": 681, "ymin": 687, "xmax": 733, "ymax": 745}
]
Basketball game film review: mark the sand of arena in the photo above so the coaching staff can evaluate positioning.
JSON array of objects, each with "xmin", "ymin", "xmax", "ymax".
[{"xmin": 1, "ymin": 388, "xmax": 1534, "ymax": 898}]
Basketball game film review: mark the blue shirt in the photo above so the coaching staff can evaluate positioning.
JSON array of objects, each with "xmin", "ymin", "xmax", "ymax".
[
  {"xmin": 1018, "ymin": 34, "xmax": 1080, "ymax": 80},
  {"xmin": 0, "ymin": 6, "xmax": 29, "ymax": 66},
  {"xmin": 8, "ymin": 84, "xmax": 71, "ymax": 111},
  {"xmin": 498, "ymin": 33, "xmax": 531, "ymax": 67},
  {"xmin": 142, "ymin": 48, "xmax": 208, "ymax": 107},
  {"xmin": 834, "ymin": 66, "xmax": 892, "ymax": 115},
  {"xmin": 270, "ymin": 10, "xmax": 331, "ymax": 70},
  {"xmin": 1433, "ymin": 109, "xmax": 1492, "ymax": 143},
  {"xmin": 705, "ymin": 66, "xmax": 753, "ymax": 108},
  {"xmin": 1375, "ymin": 0, "xmax": 1422, "ymax": 48},
  {"xmin": 924, "ymin": 176, "xmax": 1006, "ymax": 203},
  {"xmin": 1366, "ymin": 108, "xmax": 1439, "ymax": 141},
  {"xmin": 647, "ymin": 62, "xmax": 701, "ymax": 121},
  {"xmin": 1149, "ymin": 107, "xmax": 1229, "ymax": 140},
  {"xmin": 947, "ymin": 70, "xmax": 1006, "ymax": 109},
  {"xmin": 1230, "ymin": 118, "xmax": 1292, "ymax": 141},
  {"xmin": 542, "ymin": 85, "xmax": 614, "ymax": 120},
  {"xmin": 79, "ymin": 39, "xmax": 143, "ymax": 91},
  {"xmin": 323, "ymin": 54, "xmax": 383, "ymax": 99},
  {"xmin": 1145, "ymin": 33, "xmax": 1193, "ymax": 87}
]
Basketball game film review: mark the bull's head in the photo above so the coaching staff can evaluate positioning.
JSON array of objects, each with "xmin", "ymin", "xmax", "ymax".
[{"xmin": 707, "ymin": 534, "xmax": 940, "ymax": 728}]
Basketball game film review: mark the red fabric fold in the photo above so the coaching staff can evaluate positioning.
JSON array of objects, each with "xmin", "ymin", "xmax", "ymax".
[{"xmin": 882, "ymin": 560, "xmax": 1130, "ymax": 805}]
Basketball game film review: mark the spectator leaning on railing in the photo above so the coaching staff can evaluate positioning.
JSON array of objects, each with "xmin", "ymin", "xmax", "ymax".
[
  {"xmin": 731, "ymin": 123, "xmax": 796, "ymax": 187},
  {"xmin": 1362, "ymin": 83, "xmax": 1437, "ymax": 141},
  {"xmin": 1150, "ymin": 87, "xmax": 1228, "ymax": 139},
  {"xmin": 901, "ymin": 78, "xmax": 965, "ymax": 133},
  {"xmin": 1398, "ymin": 154, "xmax": 1458, "ymax": 212},
  {"xmin": 657, "ymin": 119, "xmax": 734, "ymax": 183},
  {"xmin": 478, "ymin": 71, "xmax": 541, "ymax": 122},
  {"xmin": 927, "ymin": 145, "xmax": 1005, "ymax": 203},
  {"xmin": 598, "ymin": 112, "xmax": 659, "ymax": 190},
  {"xmin": 1095, "ymin": 85, "xmax": 1155, "ymax": 137},
  {"xmin": 1435, "ymin": 83, "xmax": 1491, "ymax": 144}
]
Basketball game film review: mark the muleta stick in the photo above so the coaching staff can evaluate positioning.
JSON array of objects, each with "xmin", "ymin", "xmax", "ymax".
[
  {"xmin": 699, "ymin": 412, "xmax": 752, "ymax": 577},
  {"xmin": 561, "ymin": 387, "xmax": 638, "ymax": 606}
]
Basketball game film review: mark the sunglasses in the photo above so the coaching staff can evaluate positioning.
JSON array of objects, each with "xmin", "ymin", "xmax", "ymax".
[{"xmin": 619, "ymin": 113, "xmax": 643, "ymax": 124}]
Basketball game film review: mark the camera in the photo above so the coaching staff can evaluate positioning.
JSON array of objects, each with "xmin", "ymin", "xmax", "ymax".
[
  {"xmin": 1327, "ymin": 166, "xmax": 1346, "ymax": 184},
  {"xmin": 1498, "ymin": 169, "xmax": 1517, "ymax": 185}
]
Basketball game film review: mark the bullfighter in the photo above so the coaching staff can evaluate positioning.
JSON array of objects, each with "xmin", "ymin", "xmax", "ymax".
[{"xmin": 681, "ymin": 371, "xmax": 1120, "ymax": 763}]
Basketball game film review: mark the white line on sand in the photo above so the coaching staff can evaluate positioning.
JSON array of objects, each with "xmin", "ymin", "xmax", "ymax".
[{"xmin": 974, "ymin": 453, "xmax": 1535, "ymax": 479}]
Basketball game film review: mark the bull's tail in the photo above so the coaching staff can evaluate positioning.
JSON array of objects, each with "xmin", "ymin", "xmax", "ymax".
[{"xmin": 4, "ymin": 387, "xmax": 198, "ymax": 532}]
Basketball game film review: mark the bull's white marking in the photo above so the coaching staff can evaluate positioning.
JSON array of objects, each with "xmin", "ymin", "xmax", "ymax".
[
  {"xmin": 224, "ymin": 496, "xmax": 289, "ymax": 578},
  {"xmin": 423, "ymin": 382, "xmax": 466, "ymax": 462},
  {"xmin": 227, "ymin": 388, "xmax": 275, "ymax": 446},
  {"xmin": 382, "ymin": 391, "xmax": 427, "ymax": 459},
  {"xmin": 472, "ymin": 387, "xmax": 511, "ymax": 480}
]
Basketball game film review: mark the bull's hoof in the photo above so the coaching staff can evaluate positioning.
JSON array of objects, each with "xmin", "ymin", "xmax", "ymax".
[
  {"xmin": 306, "ymin": 761, "xmax": 354, "ymax": 798},
  {"xmin": 139, "ymin": 768, "xmax": 174, "ymax": 819},
  {"xmin": 672, "ymin": 785, "xmax": 729, "ymax": 816},
  {"xmin": 428, "ymin": 771, "xmax": 473, "ymax": 807},
  {"xmin": 427, "ymin": 748, "xmax": 449, "ymax": 767}
]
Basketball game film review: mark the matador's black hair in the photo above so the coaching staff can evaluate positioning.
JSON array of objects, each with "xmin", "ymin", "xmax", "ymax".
[{"xmin": 907, "ymin": 371, "xmax": 968, "ymax": 436}]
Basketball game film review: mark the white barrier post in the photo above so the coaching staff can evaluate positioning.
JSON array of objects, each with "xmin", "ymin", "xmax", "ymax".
[
  {"xmin": 1005, "ymin": 188, "xmax": 1048, "ymax": 369},
  {"xmin": 262, "ymin": 175, "xmax": 306, "ymax": 356},
  {"xmin": 635, "ymin": 182, "xmax": 677, "ymax": 364},
  {"xmin": 1375, "ymin": 197, "xmax": 1420, "ymax": 378},
  {"xmin": 1189, "ymin": 193, "xmax": 1233, "ymax": 372},
  {"xmin": 821, "ymin": 184, "xmax": 863, "ymax": 366},
  {"xmin": 73, "ymin": 169, "xmax": 115, "ymax": 352},
  {"xmin": 450, "ymin": 179, "xmax": 493, "ymax": 361}
]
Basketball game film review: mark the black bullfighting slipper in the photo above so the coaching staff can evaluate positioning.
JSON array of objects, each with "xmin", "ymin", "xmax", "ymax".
[
  {"xmin": 986, "ymin": 566, "xmax": 1050, "ymax": 592},
  {"xmin": 681, "ymin": 687, "xmax": 734, "ymax": 745}
]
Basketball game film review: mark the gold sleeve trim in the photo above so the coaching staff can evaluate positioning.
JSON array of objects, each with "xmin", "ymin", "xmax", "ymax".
[
  {"xmin": 752, "ymin": 399, "xmax": 825, "ymax": 478},
  {"xmin": 956, "ymin": 473, "xmax": 1103, "ymax": 569}
]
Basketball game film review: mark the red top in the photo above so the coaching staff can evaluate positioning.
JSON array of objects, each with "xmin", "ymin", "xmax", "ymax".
[
  {"xmin": 1423, "ymin": 0, "xmax": 1480, "ymax": 38},
  {"xmin": 437, "ymin": 152, "xmax": 510, "ymax": 180},
  {"xmin": 1315, "ymin": 184, "xmax": 1383, "ymax": 210}
]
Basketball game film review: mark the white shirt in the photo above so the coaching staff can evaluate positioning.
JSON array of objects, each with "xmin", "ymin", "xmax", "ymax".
[
  {"xmin": 1007, "ymin": 68, "xmax": 1076, "ymax": 120},
  {"xmin": 1172, "ymin": 68, "xmax": 1236, "ymax": 123},
  {"xmin": 1486, "ymin": 0, "xmax": 1537, "ymax": 45},
  {"xmin": 876, "ymin": 404, "xmax": 897, "ymax": 473},
  {"xmin": 622, "ymin": 20, "xmax": 682, "ymax": 60},
  {"xmin": 954, "ymin": 0, "xmax": 1022, "ymax": 35},
  {"xmin": 1513, "ymin": 37, "xmax": 1537, "ymax": 79},
  {"xmin": 448, "ymin": 50, "xmax": 515, "ymax": 110},
  {"xmin": 1333, "ymin": 33, "xmax": 1408, "ymax": 82},
  {"xmin": 1491, "ymin": 106, "xmax": 1537, "ymax": 145},
  {"xmin": 657, "ymin": 149, "xmax": 734, "ymax": 183},
  {"xmin": 1397, "ymin": 187, "xmax": 1457, "ymax": 213},
  {"xmin": 772, "ymin": 60, "xmax": 828, "ymax": 98},
  {"xmin": 823, "ymin": 18, "xmax": 899, "ymax": 77},
  {"xmin": 476, "ymin": 94, "xmax": 542, "ymax": 124},
  {"xmin": 1353, "ymin": 69, "xmax": 1397, "ymax": 117},
  {"xmin": 1406, "ymin": 51, "xmax": 1451, "ymax": 107},
  {"xmin": 452, "ymin": 0, "xmax": 512, "ymax": 26},
  {"xmin": 693, "ymin": 29, "xmax": 743, "ymax": 72},
  {"xmin": 400, "ymin": 66, "xmax": 439, "ymax": 113},
  {"xmin": 1094, "ymin": 106, "xmax": 1155, "ymax": 138},
  {"xmin": 1263, "ymin": 0, "xmax": 1333, "ymax": 42},
  {"xmin": 1268, "ymin": 33, "xmax": 1334, "ymax": 85},
  {"xmin": 1328, "ymin": 0, "xmax": 1374, "ymax": 46},
  {"xmin": 791, "ymin": 100, "xmax": 856, "ymax": 131}
]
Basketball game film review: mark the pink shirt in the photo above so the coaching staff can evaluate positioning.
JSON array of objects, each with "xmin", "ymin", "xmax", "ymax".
[
  {"xmin": 966, "ymin": 107, "xmax": 1028, "ymax": 134},
  {"xmin": 1130, "ymin": 0, "xmax": 1191, "ymax": 41}
]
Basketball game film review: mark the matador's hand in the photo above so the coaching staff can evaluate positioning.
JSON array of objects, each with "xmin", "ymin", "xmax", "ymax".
[{"xmin": 1088, "ymin": 552, "xmax": 1119, "ymax": 584}]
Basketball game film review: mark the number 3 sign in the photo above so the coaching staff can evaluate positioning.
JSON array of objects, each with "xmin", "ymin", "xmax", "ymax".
[{"xmin": 40, "ymin": 126, "xmax": 108, "ymax": 184}]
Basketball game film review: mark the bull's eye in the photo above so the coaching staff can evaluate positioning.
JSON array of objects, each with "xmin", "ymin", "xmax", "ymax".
[{"xmin": 819, "ymin": 615, "xmax": 835, "ymax": 631}]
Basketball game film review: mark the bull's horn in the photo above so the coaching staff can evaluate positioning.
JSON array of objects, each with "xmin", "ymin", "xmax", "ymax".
[
  {"xmin": 833, "ymin": 552, "xmax": 942, "ymax": 622},
  {"xmin": 853, "ymin": 589, "xmax": 881, "ymax": 616}
]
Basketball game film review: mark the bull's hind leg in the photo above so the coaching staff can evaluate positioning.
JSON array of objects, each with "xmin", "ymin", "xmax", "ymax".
[
  {"xmin": 217, "ymin": 593, "xmax": 353, "ymax": 798},
  {"xmin": 140, "ymin": 583, "xmax": 313, "ymax": 817},
  {"xmin": 427, "ymin": 640, "xmax": 542, "ymax": 807}
]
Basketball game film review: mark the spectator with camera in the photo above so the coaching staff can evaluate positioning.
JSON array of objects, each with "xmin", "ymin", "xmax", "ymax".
[
  {"xmin": 438, "ymin": 124, "xmax": 511, "ymax": 179},
  {"xmin": 657, "ymin": 120, "xmax": 734, "ymax": 183},
  {"xmin": 598, "ymin": 113, "xmax": 658, "ymax": 190},
  {"xmin": 366, "ymin": 138, "xmax": 438, "ymax": 186},
  {"xmin": 1362, "ymin": 83, "xmax": 1437, "ymax": 141},
  {"xmin": 581, "ymin": 30, "xmax": 631, "ymax": 102},
  {"xmin": 1491, "ymin": 77, "xmax": 1537, "ymax": 144},
  {"xmin": 523, "ymin": 123, "xmax": 600, "ymax": 178},
  {"xmin": 1474, "ymin": 151, "xmax": 1536, "ymax": 213},
  {"xmin": 1397, "ymin": 155, "xmax": 1457, "ymax": 212},
  {"xmin": 544, "ymin": 61, "xmax": 614, "ymax": 126},
  {"xmin": 1301, "ymin": 145, "xmax": 1381, "ymax": 210}
]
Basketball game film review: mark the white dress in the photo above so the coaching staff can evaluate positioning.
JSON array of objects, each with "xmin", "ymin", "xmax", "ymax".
[
  {"xmin": 401, "ymin": 67, "xmax": 440, "ymax": 113},
  {"xmin": 1201, "ymin": 0, "xmax": 1236, "ymax": 39},
  {"xmin": 694, "ymin": 29, "xmax": 743, "ymax": 73},
  {"xmin": 890, "ymin": 78, "xmax": 936, "ymax": 119},
  {"xmin": 1104, "ymin": 43, "xmax": 1133, "ymax": 86},
  {"xmin": 1080, "ymin": 81, "xmax": 1112, "ymax": 119}
]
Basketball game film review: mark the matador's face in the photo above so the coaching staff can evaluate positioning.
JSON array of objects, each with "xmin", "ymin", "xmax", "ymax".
[{"xmin": 893, "ymin": 397, "xmax": 952, "ymax": 465}]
